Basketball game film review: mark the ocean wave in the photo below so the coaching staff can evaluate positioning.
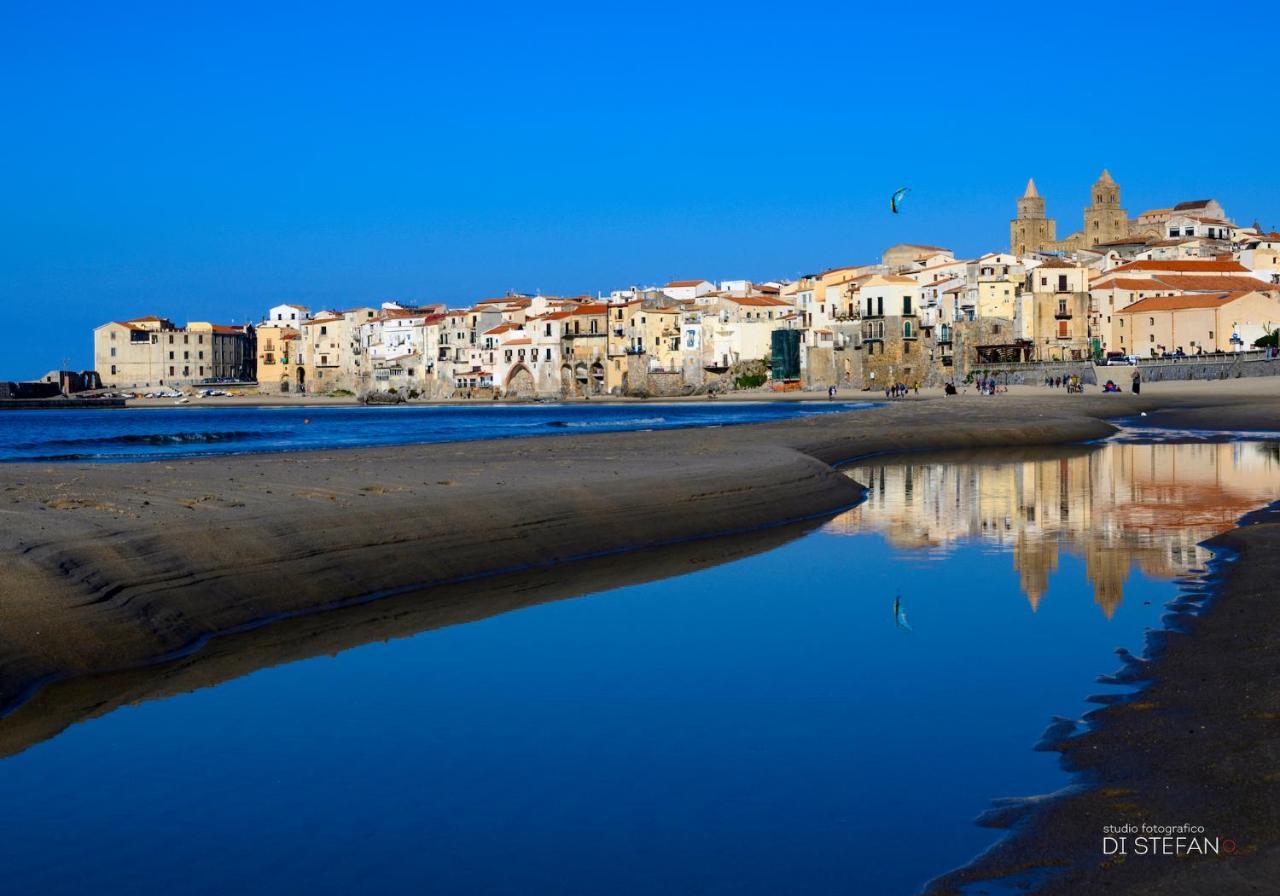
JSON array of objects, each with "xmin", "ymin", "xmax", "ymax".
[
  {"xmin": 11, "ymin": 430, "xmax": 273, "ymax": 450},
  {"xmin": 545, "ymin": 417, "xmax": 667, "ymax": 428}
]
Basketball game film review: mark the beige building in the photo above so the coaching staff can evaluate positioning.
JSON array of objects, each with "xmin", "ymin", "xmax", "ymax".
[
  {"xmin": 298, "ymin": 307, "xmax": 378, "ymax": 393},
  {"xmin": 95, "ymin": 316, "xmax": 254, "ymax": 388},
  {"xmin": 1024, "ymin": 261, "xmax": 1092, "ymax": 360},
  {"xmin": 1114, "ymin": 289, "xmax": 1280, "ymax": 356}
]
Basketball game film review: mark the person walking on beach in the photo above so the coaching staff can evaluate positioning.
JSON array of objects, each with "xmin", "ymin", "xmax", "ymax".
[{"xmin": 1131, "ymin": 368, "xmax": 1141, "ymax": 395}]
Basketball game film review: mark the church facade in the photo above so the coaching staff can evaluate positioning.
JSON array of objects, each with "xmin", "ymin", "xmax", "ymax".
[
  {"xmin": 1011, "ymin": 172, "xmax": 1236, "ymax": 257},
  {"xmin": 1010, "ymin": 169, "xmax": 1130, "ymax": 255}
]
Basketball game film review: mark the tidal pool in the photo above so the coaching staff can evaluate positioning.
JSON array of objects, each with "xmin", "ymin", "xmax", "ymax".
[{"xmin": 0, "ymin": 440, "xmax": 1277, "ymax": 894}]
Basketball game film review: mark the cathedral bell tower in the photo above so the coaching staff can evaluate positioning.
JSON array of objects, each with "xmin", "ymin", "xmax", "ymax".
[
  {"xmin": 1011, "ymin": 178, "xmax": 1056, "ymax": 256},
  {"xmin": 1083, "ymin": 169, "xmax": 1128, "ymax": 246}
]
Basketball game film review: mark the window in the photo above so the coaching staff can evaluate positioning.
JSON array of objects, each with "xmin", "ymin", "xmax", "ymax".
[
  {"xmin": 110, "ymin": 347, "xmax": 117, "ymax": 357},
  {"xmin": 903, "ymin": 321, "xmax": 913, "ymax": 338},
  {"xmin": 320, "ymin": 326, "xmax": 327, "ymax": 336},
  {"xmin": 903, "ymin": 296, "xmax": 912, "ymax": 315},
  {"xmin": 110, "ymin": 364, "xmax": 116, "ymax": 374},
  {"xmin": 1149, "ymin": 317, "xmax": 1155, "ymax": 326}
]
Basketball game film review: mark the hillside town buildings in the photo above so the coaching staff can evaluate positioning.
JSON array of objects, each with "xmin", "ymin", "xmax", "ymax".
[{"xmin": 92, "ymin": 170, "xmax": 1280, "ymax": 396}]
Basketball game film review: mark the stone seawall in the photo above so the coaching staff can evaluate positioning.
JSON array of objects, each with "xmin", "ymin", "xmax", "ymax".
[
  {"xmin": 969, "ymin": 363, "xmax": 1098, "ymax": 386},
  {"xmin": 1132, "ymin": 355, "xmax": 1280, "ymax": 383}
]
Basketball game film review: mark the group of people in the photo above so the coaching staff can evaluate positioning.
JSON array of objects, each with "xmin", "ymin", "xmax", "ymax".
[
  {"xmin": 882, "ymin": 382, "xmax": 918, "ymax": 399},
  {"xmin": 1044, "ymin": 375, "xmax": 1083, "ymax": 392},
  {"xmin": 974, "ymin": 377, "xmax": 1006, "ymax": 395}
]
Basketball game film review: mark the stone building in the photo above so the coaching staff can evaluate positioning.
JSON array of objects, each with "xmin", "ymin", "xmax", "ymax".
[
  {"xmin": 94, "ymin": 316, "xmax": 255, "ymax": 389},
  {"xmin": 1010, "ymin": 179, "xmax": 1055, "ymax": 256},
  {"xmin": 1011, "ymin": 170, "xmax": 1129, "ymax": 254},
  {"xmin": 1011, "ymin": 172, "xmax": 1239, "ymax": 259}
]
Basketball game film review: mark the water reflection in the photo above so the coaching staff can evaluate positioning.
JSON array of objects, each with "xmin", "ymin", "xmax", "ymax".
[{"xmin": 830, "ymin": 441, "xmax": 1280, "ymax": 617}]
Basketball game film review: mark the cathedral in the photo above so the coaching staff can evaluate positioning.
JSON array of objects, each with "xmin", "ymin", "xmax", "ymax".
[{"xmin": 1010, "ymin": 169, "xmax": 1130, "ymax": 255}]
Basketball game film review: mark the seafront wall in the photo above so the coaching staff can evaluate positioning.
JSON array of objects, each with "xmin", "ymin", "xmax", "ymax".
[{"xmin": 1130, "ymin": 354, "xmax": 1280, "ymax": 383}]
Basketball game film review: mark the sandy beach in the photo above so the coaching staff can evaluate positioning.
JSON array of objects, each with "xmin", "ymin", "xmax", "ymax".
[{"xmin": 3, "ymin": 378, "xmax": 1280, "ymax": 892}]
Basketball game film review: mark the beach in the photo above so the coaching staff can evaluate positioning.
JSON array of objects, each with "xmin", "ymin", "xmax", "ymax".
[{"xmin": 3, "ymin": 379, "xmax": 1280, "ymax": 891}]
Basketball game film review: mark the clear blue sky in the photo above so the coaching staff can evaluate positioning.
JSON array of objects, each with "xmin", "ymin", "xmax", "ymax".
[{"xmin": 2, "ymin": 2, "xmax": 1274, "ymax": 377}]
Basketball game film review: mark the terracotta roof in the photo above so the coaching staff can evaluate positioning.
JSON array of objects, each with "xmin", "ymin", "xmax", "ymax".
[
  {"xmin": 572, "ymin": 303, "xmax": 608, "ymax": 315},
  {"xmin": 1149, "ymin": 274, "xmax": 1270, "ymax": 292},
  {"xmin": 504, "ymin": 338, "xmax": 532, "ymax": 345},
  {"xmin": 1173, "ymin": 200, "xmax": 1215, "ymax": 211},
  {"xmin": 1116, "ymin": 291, "xmax": 1263, "ymax": 313},
  {"xmin": 1110, "ymin": 259, "xmax": 1250, "ymax": 274},
  {"xmin": 725, "ymin": 295, "xmax": 791, "ymax": 307},
  {"xmin": 1037, "ymin": 259, "xmax": 1081, "ymax": 269},
  {"xmin": 1091, "ymin": 278, "xmax": 1169, "ymax": 292},
  {"xmin": 665, "ymin": 279, "xmax": 710, "ymax": 288},
  {"xmin": 484, "ymin": 323, "xmax": 520, "ymax": 335},
  {"xmin": 1094, "ymin": 236, "xmax": 1150, "ymax": 247}
]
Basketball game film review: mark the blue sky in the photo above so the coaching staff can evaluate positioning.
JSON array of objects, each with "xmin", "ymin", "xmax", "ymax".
[{"xmin": 2, "ymin": 2, "xmax": 1275, "ymax": 376}]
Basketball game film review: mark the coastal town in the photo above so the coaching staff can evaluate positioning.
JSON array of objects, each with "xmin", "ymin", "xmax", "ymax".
[{"xmin": 85, "ymin": 171, "xmax": 1280, "ymax": 400}]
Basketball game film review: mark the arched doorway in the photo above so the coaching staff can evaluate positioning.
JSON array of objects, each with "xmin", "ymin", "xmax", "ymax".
[
  {"xmin": 506, "ymin": 365, "xmax": 535, "ymax": 397},
  {"xmin": 280, "ymin": 374, "xmax": 291, "ymax": 394},
  {"xmin": 560, "ymin": 365, "xmax": 575, "ymax": 396},
  {"xmin": 590, "ymin": 362, "xmax": 605, "ymax": 394},
  {"xmin": 296, "ymin": 366, "xmax": 306, "ymax": 393}
]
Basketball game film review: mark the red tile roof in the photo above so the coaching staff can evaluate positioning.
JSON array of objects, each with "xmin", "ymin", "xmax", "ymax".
[
  {"xmin": 1109, "ymin": 259, "xmax": 1249, "ymax": 274},
  {"xmin": 1116, "ymin": 291, "xmax": 1264, "ymax": 313}
]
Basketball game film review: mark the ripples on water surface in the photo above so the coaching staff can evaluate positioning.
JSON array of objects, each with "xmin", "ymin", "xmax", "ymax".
[
  {"xmin": 1, "ymin": 441, "xmax": 1278, "ymax": 894},
  {"xmin": 0, "ymin": 401, "xmax": 874, "ymax": 462}
]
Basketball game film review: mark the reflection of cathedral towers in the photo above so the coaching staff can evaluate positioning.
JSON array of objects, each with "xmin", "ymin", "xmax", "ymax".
[
  {"xmin": 1014, "ymin": 531, "xmax": 1058, "ymax": 611},
  {"xmin": 829, "ymin": 442, "xmax": 1280, "ymax": 618},
  {"xmin": 1083, "ymin": 543, "xmax": 1129, "ymax": 619}
]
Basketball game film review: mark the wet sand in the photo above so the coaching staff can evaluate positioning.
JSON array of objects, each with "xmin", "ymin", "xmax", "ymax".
[{"xmin": 3, "ymin": 381, "xmax": 1280, "ymax": 892}]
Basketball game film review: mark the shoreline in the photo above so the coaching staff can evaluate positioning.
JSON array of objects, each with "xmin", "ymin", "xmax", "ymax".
[
  {"xmin": 3, "ymin": 381, "xmax": 1280, "ymax": 892},
  {"xmin": 924, "ymin": 501, "xmax": 1280, "ymax": 895}
]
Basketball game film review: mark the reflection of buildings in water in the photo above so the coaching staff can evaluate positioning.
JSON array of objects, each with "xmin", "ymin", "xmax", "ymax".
[{"xmin": 827, "ymin": 443, "xmax": 1280, "ymax": 617}]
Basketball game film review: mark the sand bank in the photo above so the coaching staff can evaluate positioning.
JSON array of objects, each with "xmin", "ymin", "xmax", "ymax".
[{"xmin": 3, "ymin": 382, "xmax": 1280, "ymax": 893}]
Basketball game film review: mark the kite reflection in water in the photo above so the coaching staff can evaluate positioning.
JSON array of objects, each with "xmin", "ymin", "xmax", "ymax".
[{"xmin": 893, "ymin": 594, "xmax": 912, "ymax": 632}]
